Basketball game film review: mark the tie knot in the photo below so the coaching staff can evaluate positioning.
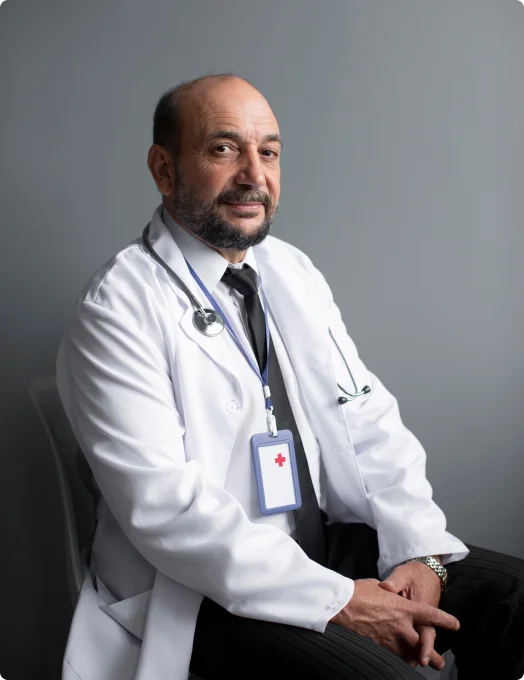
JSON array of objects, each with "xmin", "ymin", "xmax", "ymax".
[{"xmin": 221, "ymin": 265, "xmax": 259, "ymax": 297}]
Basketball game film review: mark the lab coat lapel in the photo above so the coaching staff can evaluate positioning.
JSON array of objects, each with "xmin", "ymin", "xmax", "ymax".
[
  {"xmin": 255, "ymin": 239, "xmax": 331, "ymax": 391},
  {"xmin": 255, "ymin": 239, "xmax": 370, "ymax": 516},
  {"xmin": 145, "ymin": 208, "xmax": 242, "ymax": 390}
]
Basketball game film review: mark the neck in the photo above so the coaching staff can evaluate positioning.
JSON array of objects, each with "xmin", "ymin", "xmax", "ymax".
[
  {"xmin": 215, "ymin": 247, "xmax": 246, "ymax": 264},
  {"xmin": 164, "ymin": 204, "xmax": 247, "ymax": 264}
]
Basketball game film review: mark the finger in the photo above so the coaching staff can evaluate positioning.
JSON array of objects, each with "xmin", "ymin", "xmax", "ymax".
[
  {"xmin": 378, "ymin": 580, "xmax": 399, "ymax": 594},
  {"xmin": 417, "ymin": 626, "xmax": 436, "ymax": 666},
  {"xmin": 415, "ymin": 625, "xmax": 446, "ymax": 671},
  {"xmin": 379, "ymin": 581, "xmax": 410, "ymax": 602},
  {"xmin": 412, "ymin": 603, "xmax": 460, "ymax": 632},
  {"xmin": 428, "ymin": 650, "xmax": 446, "ymax": 672},
  {"xmin": 398, "ymin": 624, "xmax": 420, "ymax": 652},
  {"xmin": 380, "ymin": 576, "xmax": 407, "ymax": 593}
]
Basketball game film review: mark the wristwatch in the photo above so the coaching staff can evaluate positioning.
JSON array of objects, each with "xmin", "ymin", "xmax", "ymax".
[{"xmin": 406, "ymin": 556, "xmax": 448, "ymax": 592}]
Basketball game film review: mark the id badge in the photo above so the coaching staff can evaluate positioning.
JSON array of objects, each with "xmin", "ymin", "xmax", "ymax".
[{"xmin": 251, "ymin": 430, "xmax": 302, "ymax": 515}]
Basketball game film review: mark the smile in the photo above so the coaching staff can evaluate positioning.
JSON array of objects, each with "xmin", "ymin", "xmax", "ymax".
[{"xmin": 224, "ymin": 202, "xmax": 263, "ymax": 208}]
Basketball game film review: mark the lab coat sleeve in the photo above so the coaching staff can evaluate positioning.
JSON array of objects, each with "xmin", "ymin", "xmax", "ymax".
[
  {"xmin": 56, "ymin": 299, "xmax": 354, "ymax": 631},
  {"xmin": 310, "ymin": 266, "xmax": 469, "ymax": 579}
]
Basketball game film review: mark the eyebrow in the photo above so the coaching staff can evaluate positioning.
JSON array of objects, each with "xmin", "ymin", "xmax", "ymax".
[{"xmin": 206, "ymin": 129, "xmax": 283, "ymax": 148}]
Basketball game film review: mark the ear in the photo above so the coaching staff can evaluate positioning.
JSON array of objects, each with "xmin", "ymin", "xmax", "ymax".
[{"xmin": 147, "ymin": 144, "xmax": 176, "ymax": 196}]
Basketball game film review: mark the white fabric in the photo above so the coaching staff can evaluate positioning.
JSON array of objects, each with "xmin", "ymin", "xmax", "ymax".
[
  {"xmin": 57, "ymin": 204, "xmax": 469, "ymax": 680},
  {"xmin": 162, "ymin": 208, "xmax": 326, "ymax": 539}
]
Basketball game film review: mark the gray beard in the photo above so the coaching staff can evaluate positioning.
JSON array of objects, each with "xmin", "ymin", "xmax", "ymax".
[{"xmin": 171, "ymin": 178, "xmax": 278, "ymax": 250}]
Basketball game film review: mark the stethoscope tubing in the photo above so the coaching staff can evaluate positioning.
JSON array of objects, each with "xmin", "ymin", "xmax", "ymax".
[
  {"xmin": 141, "ymin": 222, "xmax": 369, "ymax": 403},
  {"xmin": 329, "ymin": 329, "xmax": 371, "ymax": 401},
  {"xmin": 142, "ymin": 223, "xmax": 214, "ymax": 325}
]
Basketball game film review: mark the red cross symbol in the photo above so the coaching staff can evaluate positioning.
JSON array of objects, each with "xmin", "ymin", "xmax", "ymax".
[{"xmin": 275, "ymin": 452, "xmax": 286, "ymax": 467}]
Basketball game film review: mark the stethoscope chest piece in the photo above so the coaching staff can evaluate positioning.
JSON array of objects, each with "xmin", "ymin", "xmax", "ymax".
[{"xmin": 192, "ymin": 309, "xmax": 225, "ymax": 336}]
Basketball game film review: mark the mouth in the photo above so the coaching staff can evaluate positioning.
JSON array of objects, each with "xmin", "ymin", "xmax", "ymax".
[{"xmin": 224, "ymin": 202, "xmax": 264, "ymax": 210}]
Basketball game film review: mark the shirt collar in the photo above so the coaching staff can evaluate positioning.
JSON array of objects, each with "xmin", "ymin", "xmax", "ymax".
[{"xmin": 161, "ymin": 207, "xmax": 260, "ymax": 293}]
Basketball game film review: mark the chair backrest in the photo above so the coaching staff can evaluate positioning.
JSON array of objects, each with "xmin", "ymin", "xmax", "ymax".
[{"xmin": 26, "ymin": 376, "xmax": 96, "ymax": 606}]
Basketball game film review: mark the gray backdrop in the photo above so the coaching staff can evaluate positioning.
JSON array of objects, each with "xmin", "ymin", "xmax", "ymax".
[{"xmin": 1, "ymin": 0, "xmax": 523, "ymax": 677}]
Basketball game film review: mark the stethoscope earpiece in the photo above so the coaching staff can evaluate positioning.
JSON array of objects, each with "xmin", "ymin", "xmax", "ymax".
[{"xmin": 336, "ymin": 385, "xmax": 371, "ymax": 405}]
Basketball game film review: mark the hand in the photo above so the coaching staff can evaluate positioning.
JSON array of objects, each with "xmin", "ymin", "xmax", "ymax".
[
  {"xmin": 379, "ymin": 560, "xmax": 447, "ymax": 670},
  {"xmin": 330, "ymin": 578, "xmax": 459, "ymax": 668}
]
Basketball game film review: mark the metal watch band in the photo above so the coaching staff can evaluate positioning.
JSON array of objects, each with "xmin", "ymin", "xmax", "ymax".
[{"xmin": 406, "ymin": 556, "xmax": 448, "ymax": 592}]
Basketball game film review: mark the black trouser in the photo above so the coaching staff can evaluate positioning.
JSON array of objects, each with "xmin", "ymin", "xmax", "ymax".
[{"xmin": 189, "ymin": 522, "xmax": 524, "ymax": 680}]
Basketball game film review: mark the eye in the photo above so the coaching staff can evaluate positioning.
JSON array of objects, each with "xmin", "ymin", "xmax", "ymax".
[
  {"xmin": 213, "ymin": 144, "xmax": 235, "ymax": 154},
  {"xmin": 261, "ymin": 149, "xmax": 279, "ymax": 158}
]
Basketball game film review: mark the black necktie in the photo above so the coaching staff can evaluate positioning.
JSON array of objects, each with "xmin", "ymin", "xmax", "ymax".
[{"xmin": 221, "ymin": 265, "xmax": 326, "ymax": 565}]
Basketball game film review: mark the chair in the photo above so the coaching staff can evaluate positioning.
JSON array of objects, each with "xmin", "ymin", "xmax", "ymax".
[{"xmin": 26, "ymin": 375, "xmax": 96, "ymax": 607}]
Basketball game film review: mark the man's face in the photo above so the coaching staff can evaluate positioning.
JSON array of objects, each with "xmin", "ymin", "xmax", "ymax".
[{"xmin": 169, "ymin": 79, "xmax": 281, "ymax": 250}]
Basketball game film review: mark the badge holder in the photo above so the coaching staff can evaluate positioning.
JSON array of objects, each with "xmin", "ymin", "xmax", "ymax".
[{"xmin": 251, "ymin": 429, "xmax": 302, "ymax": 515}]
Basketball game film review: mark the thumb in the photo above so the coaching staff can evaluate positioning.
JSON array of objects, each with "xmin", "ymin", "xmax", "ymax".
[
  {"xmin": 379, "ymin": 580, "xmax": 399, "ymax": 593},
  {"xmin": 379, "ymin": 571, "xmax": 409, "ymax": 594}
]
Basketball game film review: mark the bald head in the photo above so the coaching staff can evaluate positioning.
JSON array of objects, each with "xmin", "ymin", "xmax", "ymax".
[{"xmin": 153, "ymin": 74, "xmax": 274, "ymax": 159}]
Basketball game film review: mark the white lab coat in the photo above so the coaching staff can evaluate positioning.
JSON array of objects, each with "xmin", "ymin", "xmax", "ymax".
[{"xmin": 56, "ymin": 205, "xmax": 468, "ymax": 680}]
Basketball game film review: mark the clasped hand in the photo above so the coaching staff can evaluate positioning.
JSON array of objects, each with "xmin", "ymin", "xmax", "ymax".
[{"xmin": 330, "ymin": 562, "xmax": 458, "ymax": 671}]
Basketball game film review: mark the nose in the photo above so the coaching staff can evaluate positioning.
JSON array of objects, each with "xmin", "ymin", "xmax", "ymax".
[{"xmin": 235, "ymin": 147, "xmax": 265, "ymax": 189}]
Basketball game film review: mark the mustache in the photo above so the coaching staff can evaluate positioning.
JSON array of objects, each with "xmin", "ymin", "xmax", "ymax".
[{"xmin": 216, "ymin": 189, "xmax": 272, "ymax": 207}]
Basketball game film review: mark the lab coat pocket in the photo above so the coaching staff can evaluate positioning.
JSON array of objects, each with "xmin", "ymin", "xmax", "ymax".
[{"xmin": 96, "ymin": 574, "xmax": 152, "ymax": 641}]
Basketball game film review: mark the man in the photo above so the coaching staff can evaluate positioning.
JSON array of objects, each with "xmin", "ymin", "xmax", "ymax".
[{"xmin": 56, "ymin": 74, "xmax": 524, "ymax": 680}]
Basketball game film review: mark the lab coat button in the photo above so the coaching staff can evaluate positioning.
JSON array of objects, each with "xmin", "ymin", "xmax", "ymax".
[{"xmin": 226, "ymin": 400, "xmax": 240, "ymax": 413}]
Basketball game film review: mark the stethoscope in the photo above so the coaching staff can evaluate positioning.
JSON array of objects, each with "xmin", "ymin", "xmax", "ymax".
[
  {"xmin": 328, "ymin": 329, "xmax": 371, "ymax": 404},
  {"xmin": 142, "ymin": 223, "xmax": 226, "ymax": 337},
  {"xmin": 141, "ymin": 223, "xmax": 371, "ymax": 404}
]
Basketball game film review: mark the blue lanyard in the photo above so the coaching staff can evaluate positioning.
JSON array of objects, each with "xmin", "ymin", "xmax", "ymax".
[{"xmin": 184, "ymin": 258, "xmax": 274, "ymax": 414}]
